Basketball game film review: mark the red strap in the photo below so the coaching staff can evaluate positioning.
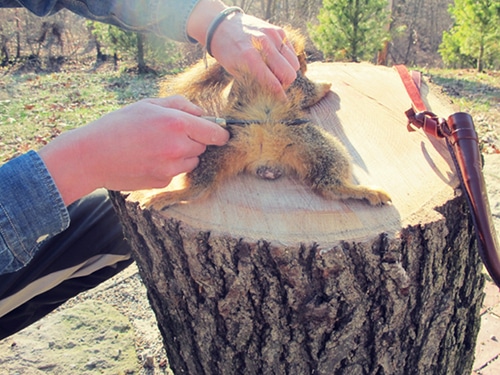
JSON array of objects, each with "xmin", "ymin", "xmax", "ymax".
[
  {"xmin": 411, "ymin": 70, "xmax": 422, "ymax": 92},
  {"xmin": 394, "ymin": 65, "xmax": 427, "ymax": 113}
]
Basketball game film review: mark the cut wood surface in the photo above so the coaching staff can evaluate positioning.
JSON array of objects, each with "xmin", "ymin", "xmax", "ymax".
[
  {"xmin": 129, "ymin": 62, "xmax": 459, "ymax": 245},
  {"xmin": 113, "ymin": 62, "xmax": 484, "ymax": 375}
]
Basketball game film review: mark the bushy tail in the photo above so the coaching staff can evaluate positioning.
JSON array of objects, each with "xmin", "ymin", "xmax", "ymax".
[{"xmin": 158, "ymin": 58, "xmax": 233, "ymax": 109}]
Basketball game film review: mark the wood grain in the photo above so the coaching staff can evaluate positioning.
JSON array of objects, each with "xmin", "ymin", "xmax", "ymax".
[{"xmin": 130, "ymin": 62, "xmax": 459, "ymax": 245}]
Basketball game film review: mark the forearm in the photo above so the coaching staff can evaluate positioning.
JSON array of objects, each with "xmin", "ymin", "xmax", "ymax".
[
  {"xmin": 38, "ymin": 129, "xmax": 99, "ymax": 206},
  {"xmin": 1, "ymin": 0, "xmax": 202, "ymax": 42}
]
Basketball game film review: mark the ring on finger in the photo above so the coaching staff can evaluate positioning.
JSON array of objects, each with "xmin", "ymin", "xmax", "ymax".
[{"xmin": 279, "ymin": 36, "xmax": 288, "ymax": 53}]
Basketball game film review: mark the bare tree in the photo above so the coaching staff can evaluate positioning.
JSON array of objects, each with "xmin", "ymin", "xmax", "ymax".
[
  {"xmin": 37, "ymin": 21, "xmax": 64, "ymax": 58},
  {"xmin": 389, "ymin": 0, "xmax": 454, "ymax": 66}
]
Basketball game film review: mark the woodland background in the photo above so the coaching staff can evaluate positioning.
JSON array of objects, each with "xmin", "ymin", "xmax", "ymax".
[{"xmin": 0, "ymin": 0, "xmax": 463, "ymax": 73}]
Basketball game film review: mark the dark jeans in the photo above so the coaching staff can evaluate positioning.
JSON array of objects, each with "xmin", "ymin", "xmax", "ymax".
[{"xmin": 0, "ymin": 189, "xmax": 133, "ymax": 340}]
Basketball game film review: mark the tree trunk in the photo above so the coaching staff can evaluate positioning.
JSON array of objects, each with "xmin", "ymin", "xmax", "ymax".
[
  {"xmin": 136, "ymin": 33, "xmax": 146, "ymax": 73},
  {"xmin": 15, "ymin": 10, "xmax": 21, "ymax": 59},
  {"xmin": 377, "ymin": 0, "xmax": 394, "ymax": 66},
  {"xmin": 477, "ymin": 42, "xmax": 484, "ymax": 73},
  {"xmin": 110, "ymin": 62, "xmax": 485, "ymax": 375}
]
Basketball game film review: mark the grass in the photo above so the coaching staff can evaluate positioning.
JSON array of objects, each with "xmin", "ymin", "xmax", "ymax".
[
  {"xmin": 424, "ymin": 68, "xmax": 500, "ymax": 153},
  {"xmin": 0, "ymin": 67, "xmax": 159, "ymax": 163},
  {"xmin": 1, "ymin": 64, "xmax": 499, "ymax": 164}
]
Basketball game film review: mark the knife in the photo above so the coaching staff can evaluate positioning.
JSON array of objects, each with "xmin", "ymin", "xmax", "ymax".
[{"xmin": 202, "ymin": 116, "xmax": 309, "ymax": 127}]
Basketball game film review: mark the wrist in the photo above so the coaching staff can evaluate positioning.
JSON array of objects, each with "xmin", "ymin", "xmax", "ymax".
[
  {"xmin": 186, "ymin": 0, "xmax": 228, "ymax": 44},
  {"xmin": 205, "ymin": 6, "xmax": 244, "ymax": 56},
  {"xmin": 38, "ymin": 130, "xmax": 100, "ymax": 206}
]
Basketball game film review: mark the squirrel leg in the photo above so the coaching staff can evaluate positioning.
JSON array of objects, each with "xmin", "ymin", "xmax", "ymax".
[
  {"xmin": 147, "ymin": 146, "xmax": 224, "ymax": 211},
  {"xmin": 147, "ymin": 144, "xmax": 246, "ymax": 210},
  {"xmin": 286, "ymin": 125, "xmax": 391, "ymax": 205},
  {"xmin": 287, "ymin": 72, "xmax": 332, "ymax": 109},
  {"xmin": 147, "ymin": 179, "xmax": 213, "ymax": 211},
  {"xmin": 314, "ymin": 180, "xmax": 392, "ymax": 206}
]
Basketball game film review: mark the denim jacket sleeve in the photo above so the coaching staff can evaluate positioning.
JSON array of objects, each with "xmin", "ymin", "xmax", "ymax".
[
  {"xmin": 0, "ymin": 151, "xmax": 70, "ymax": 274},
  {"xmin": 0, "ymin": 0, "xmax": 201, "ymax": 43}
]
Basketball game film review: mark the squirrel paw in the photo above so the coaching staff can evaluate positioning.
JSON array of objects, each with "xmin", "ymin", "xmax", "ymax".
[
  {"xmin": 147, "ymin": 190, "xmax": 187, "ymax": 211},
  {"xmin": 364, "ymin": 188, "xmax": 392, "ymax": 206}
]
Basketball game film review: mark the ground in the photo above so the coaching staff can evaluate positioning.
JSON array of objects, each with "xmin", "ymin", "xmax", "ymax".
[{"xmin": 473, "ymin": 153, "xmax": 500, "ymax": 375}]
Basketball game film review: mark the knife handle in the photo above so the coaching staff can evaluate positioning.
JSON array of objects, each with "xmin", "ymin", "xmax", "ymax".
[{"xmin": 201, "ymin": 116, "xmax": 227, "ymax": 127}]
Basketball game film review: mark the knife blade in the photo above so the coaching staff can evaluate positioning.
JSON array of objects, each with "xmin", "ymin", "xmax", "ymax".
[{"xmin": 202, "ymin": 116, "xmax": 309, "ymax": 127}]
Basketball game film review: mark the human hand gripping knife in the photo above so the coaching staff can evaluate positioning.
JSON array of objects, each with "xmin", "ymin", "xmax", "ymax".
[{"xmin": 395, "ymin": 64, "xmax": 500, "ymax": 288}]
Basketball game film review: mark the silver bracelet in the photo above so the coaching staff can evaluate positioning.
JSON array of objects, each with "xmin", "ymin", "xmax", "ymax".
[{"xmin": 205, "ymin": 6, "xmax": 244, "ymax": 57}]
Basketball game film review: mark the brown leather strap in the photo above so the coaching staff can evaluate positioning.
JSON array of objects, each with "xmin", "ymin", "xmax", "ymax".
[
  {"xmin": 394, "ymin": 65, "xmax": 427, "ymax": 113},
  {"xmin": 404, "ymin": 108, "xmax": 446, "ymax": 138},
  {"xmin": 446, "ymin": 113, "xmax": 500, "ymax": 285},
  {"xmin": 395, "ymin": 64, "xmax": 500, "ymax": 288}
]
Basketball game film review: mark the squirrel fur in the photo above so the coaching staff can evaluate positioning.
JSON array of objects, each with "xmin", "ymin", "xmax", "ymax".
[{"xmin": 150, "ymin": 29, "xmax": 391, "ymax": 210}]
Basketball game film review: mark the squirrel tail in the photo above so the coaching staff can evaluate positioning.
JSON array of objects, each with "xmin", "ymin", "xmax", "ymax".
[{"xmin": 158, "ymin": 58, "xmax": 233, "ymax": 107}]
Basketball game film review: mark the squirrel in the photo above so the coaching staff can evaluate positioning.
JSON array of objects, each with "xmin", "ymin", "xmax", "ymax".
[{"xmin": 149, "ymin": 29, "xmax": 391, "ymax": 210}]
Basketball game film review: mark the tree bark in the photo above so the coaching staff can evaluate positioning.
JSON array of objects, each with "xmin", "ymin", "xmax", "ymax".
[{"xmin": 110, "ymin": 63, "xmax": 485, "ymax": 375}]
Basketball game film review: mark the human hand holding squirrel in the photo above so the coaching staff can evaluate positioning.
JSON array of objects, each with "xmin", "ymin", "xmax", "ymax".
[{"xmin": 187, "ymin": 0, "xmax": 300, "ymax": 99}]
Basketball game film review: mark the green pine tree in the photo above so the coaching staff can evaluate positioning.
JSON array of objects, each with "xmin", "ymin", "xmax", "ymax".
[
  {"xmin": 310, "ymin": 0, "xmax": 390, "ymax": 62},
  {"xmin": 439, "ymin": 0, "xmax": 500, "ymax": 71}
]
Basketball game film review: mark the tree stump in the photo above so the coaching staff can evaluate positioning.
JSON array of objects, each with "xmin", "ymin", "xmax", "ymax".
[{"xmin": 110, "ymin": 62, "xmax": 485, "ymax": 375}]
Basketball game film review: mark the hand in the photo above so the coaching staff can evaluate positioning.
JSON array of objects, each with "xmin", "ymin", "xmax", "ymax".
[
  {"xmin": 39, "ymin": 96, "xmax": 230, "ymax": 205},
  {"xmin": 187, "ymin": 0, "xmax": 300, "ymax": 99},
  {"xmin": 210, "ymin": 13, "xmax": 300, "ymax": 98}
]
